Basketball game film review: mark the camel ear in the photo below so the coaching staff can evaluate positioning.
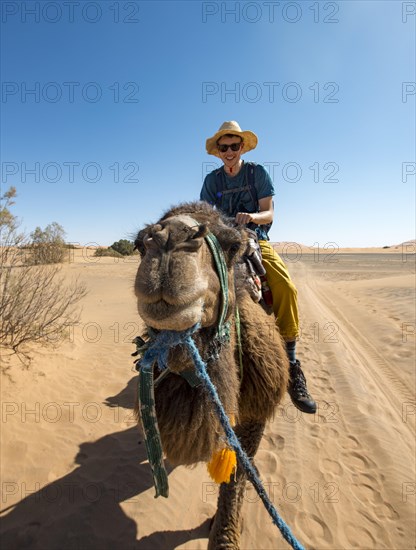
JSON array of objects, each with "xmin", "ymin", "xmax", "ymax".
[{"xmin": 193, "ymin": 224, "xmax": 208, "ymax": 240}]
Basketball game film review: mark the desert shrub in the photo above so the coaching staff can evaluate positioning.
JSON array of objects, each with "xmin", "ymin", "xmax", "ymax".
[
  {"xmin": 0, "ymin": 188, "xmax": 87, "ymax": 365},
  {"xmin": 94, "ymin": 247, "xmax": 123, "ymax": 257},
  {"xmin": 110, "ymin": 239, "xmax": 135, "ymax": 256},
  {"xmin": 28, "ymin": 222, "xmax": 68, "ymax": 265},
  {"xmin": 0, "ymin": 263, "xmax": 87, "ymax": 362}
]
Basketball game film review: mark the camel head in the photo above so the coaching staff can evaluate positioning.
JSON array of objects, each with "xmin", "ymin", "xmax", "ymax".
[{"xmin": 134, "ymin": 202, "xmax": 245, "ymax": 331}]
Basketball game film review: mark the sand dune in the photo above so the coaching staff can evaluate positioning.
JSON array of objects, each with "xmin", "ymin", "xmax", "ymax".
[{"xmin": 1, "ymin": 249, "xmax": 415, "ymax": 549}]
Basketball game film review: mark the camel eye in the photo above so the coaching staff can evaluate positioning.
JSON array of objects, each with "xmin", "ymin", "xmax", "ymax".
[{"xmin": 229, "ymin": 243, "xmax": 241, "ymax": 256}]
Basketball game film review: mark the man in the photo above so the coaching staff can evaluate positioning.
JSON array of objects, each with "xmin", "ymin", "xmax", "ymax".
[{"xmin": 200, "ymin": 121, "xmax": 316, "ymax": 414}]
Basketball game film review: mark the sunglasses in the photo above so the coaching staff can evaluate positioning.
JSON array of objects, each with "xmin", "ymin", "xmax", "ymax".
[{"xmin": 217, "ymin": 142, "xmax": 242, "ymax": 153}]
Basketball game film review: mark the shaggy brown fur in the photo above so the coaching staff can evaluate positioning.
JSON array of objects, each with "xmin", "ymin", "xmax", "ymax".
[
  {"xmin": 150, "ymin": 330, "xmax": 240, "ymax": 466},
  {"xmin": 134, "ymin": 201, "xmax": 289, "ymax": 549}
]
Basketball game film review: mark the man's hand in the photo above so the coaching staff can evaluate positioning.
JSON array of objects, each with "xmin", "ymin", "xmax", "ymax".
[
  {"xmin": 235, "ymin": 198, "xmax": 274, "ymax": 226},
  {"xmin": 235, "ymin": 212, "xmax": 255, "ymax": 225}
]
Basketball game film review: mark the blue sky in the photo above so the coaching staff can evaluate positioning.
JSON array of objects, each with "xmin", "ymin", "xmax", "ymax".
[{"xmin": 1, "ymin": 0, "xmax": 415, "ymax": 247}]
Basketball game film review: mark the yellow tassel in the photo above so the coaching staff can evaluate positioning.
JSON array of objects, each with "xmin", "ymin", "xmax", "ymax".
[{"xmin": 207, "ymin": 448, "xmax": 237, "ymax": 484}]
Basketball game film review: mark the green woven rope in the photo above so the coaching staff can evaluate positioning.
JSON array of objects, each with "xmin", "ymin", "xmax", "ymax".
[
  {"xmin": 204, "ymin": 232, "xmax": 229, "ymax": 334},
  {"xmin": 138, "ymin": 363, "xmax": 169, "ymax": 498},
  {"xmin": 235, "ymin": 306, "xmax": 243, "ymax": 380}
]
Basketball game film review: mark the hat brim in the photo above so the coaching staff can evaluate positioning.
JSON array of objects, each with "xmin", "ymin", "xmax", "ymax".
[{"xmin": 206, "ymin": 129, "xmax": 258, "ymax": 157}]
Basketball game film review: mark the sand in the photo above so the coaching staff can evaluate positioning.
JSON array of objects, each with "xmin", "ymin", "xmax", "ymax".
[{"xmin": 0, "ymin": 248, "xmax": 415, "ymax": 549}]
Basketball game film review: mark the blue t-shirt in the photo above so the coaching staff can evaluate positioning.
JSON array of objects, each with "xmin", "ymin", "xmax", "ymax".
[{"xmin": 200, "ymin": 162, "xmax": 275, "ymax": 241}]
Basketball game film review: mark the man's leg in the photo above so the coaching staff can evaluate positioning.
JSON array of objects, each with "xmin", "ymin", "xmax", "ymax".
[{"xmin": 259, "ymin": 241, "xmax": 316, "ymax": 414}]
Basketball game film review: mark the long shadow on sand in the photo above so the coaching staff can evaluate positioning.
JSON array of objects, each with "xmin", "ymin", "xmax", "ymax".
[{"xmin": 0, "ymin": 377, "xmax": 211, "ymax": 549}]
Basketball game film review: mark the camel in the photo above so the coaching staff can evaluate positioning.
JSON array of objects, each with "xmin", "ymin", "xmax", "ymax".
[{"xmin": 134, "ymin": 201, "xmax": 289, "ymax": 549}]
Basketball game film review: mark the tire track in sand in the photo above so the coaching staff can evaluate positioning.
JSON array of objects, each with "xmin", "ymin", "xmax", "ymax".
[{"xmin": 279, "ymin": 258, "xmax": 415, "ymax": 550}]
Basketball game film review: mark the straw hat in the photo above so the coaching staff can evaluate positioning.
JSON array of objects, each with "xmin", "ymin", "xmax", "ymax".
[{"xmin": 206, "ymin": 121, "xmax": 258, "ymax": 157}]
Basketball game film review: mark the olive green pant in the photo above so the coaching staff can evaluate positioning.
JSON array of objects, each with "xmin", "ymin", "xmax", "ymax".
[{"xmin": 258, "ymin": 240, "xmax": 299, "ymax": 341}]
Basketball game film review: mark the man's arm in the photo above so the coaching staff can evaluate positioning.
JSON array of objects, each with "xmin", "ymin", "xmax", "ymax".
[{"xmin": 235, "ymin": 196, "xmax": 274, "ymax": 225}]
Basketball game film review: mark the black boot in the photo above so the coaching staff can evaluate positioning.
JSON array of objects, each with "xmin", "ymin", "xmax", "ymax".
[{"xmin": 288, "ymin": 360, "xmax": 317, "ymax": 414}]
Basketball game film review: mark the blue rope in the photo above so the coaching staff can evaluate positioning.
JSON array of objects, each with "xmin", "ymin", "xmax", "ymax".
[
  {"xmin": 138, "ymin": 324, "xmax": 305, "ymax": 550},
  {"xmin": 140, "ymin": 325, "xmax": 198, "ymax": 372}
]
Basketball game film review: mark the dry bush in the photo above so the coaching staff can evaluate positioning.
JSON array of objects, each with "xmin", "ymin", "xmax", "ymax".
[
  {"xmin": 0, "ymin": 195, "xmax": 87, "ymax": 366},
  {"xmin": 94, "ymin": 246, "xmax": 123, "ymax": 258},
  {"xmin": 28, "ymin": 222, "xmax": 68, "ymax": 265},
  {"xmin": 26, "ymin": 242, "xmax": 68, "ymax": 265}
]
